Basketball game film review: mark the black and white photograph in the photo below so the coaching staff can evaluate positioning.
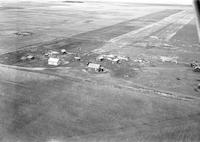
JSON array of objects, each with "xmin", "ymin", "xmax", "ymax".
[{"xmin": 0, "ymin": 0, "xmax": 199, "ymax": 141}]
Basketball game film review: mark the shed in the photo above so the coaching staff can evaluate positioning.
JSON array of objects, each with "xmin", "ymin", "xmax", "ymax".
[
  {"xmin": 87, "ymin": 63, "xmax": 101, "ymax": 72},
  {"xmin": 27, "ymin": 55, "xmax": 34, "ymax": 60},
  {"xmin": 112, "ymin": 58, "xmax": 120, "ymax": 63},
  {"xmin": 74, "ymin": 56, "xmax": 81, "ymax": 61},
  {"xmin": 97, "ymin": 55, "xmax": 104, "ymax": 61}
]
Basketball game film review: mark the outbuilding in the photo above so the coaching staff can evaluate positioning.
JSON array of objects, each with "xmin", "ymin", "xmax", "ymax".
[
  {"xmin": 27, "ymin": 55, "xmax": 34, "ymax": 60},
  {"xmin": 61, "ymin": 49, "xmax": 67, "ymax": 54},
  {"xmin": 87, "ymin": 63, "xmax": 101, "ymax": 72}
]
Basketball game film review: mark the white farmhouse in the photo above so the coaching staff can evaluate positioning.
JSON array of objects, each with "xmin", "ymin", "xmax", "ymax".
[{"xmin": 48, "ymin": 57, "xmax": 60, "ymax": 66}]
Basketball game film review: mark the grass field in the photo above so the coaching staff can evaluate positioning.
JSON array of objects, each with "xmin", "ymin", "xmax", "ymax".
[{"xmin": 0, "ymin": 1, "xmax": 200, "ymax": 142}]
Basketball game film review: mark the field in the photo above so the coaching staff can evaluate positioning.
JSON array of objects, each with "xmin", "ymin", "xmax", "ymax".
[{"xmin": 0, "ymin": 1, "xmax": 200, "ymax": 142}]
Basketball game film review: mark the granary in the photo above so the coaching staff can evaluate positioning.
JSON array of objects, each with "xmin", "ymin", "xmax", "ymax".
[
  {"xmin": 48, "ymin": 57, "xmax": 60, "ymax": 66},
  {"xmin": 61, "ymin": 49, "xmax": 67, "ymax": 54}
]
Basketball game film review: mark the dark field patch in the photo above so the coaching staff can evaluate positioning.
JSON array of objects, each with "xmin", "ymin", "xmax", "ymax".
[{"xmin": 63, "ymin": 1, "xmax": 84, "ymax": 3}]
